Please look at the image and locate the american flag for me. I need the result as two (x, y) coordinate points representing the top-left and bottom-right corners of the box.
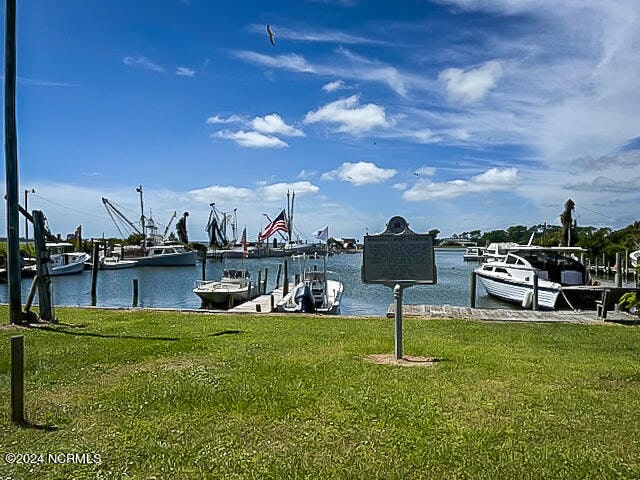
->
(259, 210), (287, 241)
(241, 227), (248, 258)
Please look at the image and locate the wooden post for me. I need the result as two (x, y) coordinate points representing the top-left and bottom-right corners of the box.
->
(132, 279), (139, 307)
(32, 210), (53, 321)
(263, 268), (268, 294)
(11, 335), (24, 424)
(615, 252), (622, 288)
(5, 0), (22, 323)
(283, 260), (289, 296)
(257, 270), (262, 295)
(469, 271), (476, 308)
(275, 263), (282, 289)
(201, 251), (206, 281)
(532, 273), (539, 311)
(90, 242), (99, 305)
(270, 294), (274, 311)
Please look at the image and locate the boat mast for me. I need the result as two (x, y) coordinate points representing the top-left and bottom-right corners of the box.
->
(136, 185), (146, 253)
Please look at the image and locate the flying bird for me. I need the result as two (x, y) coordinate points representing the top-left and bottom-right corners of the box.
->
(413, 172), (419, 176)
(267, 24), (275, 46)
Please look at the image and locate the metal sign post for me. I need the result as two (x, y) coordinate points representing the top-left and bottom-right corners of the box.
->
(362, 216), (437, 360)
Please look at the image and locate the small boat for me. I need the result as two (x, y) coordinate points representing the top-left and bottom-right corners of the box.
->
(474, 245), (602, 310)
(136, 243), (197, 267)
(193, 268), (258, 308)
(462, 246), (484, 262)
(630, 250), (639, 268)
(276, 255), (344, 314)
(99, 256), (139, 270)
(46, 242), (90, 276)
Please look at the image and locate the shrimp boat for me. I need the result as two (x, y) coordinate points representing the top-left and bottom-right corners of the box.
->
(193, 268), (258, 308)
(276, 254), (344, 314)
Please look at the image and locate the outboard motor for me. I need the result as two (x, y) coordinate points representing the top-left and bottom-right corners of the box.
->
(294, 285), (316, 313)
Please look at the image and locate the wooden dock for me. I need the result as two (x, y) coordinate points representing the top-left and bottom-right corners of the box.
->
(228, 287), (284, 314)
(386, 304), (639, 324)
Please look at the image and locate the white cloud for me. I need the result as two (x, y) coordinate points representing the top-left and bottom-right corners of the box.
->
(123, 55), (165, 73)
(304, 95), (391, 135)
(234, 51), (316, 73)
(188, 185), (254, 204)
(214, 130), (288, 148)
(403, 167), (520, 201)
(322, 80), (345, 92)
(392, 183), (408, 190)
(251, 114), (305, 137)
(176, 66), (195, 77)
(322, 161), (397, 185)
(415, 166), (437, 176)
(439, 60), (502, 103)
(206, 115), (244, 124)
(298, 169), (317, 179)
(259, 181), (320, 201)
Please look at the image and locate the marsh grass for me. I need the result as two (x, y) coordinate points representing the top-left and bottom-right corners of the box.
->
(1, 307), (639, 479)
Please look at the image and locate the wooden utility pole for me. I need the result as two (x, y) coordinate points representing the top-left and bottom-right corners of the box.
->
(4, 0), (22, 323)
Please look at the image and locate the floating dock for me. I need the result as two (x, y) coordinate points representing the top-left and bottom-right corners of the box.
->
(228, 287), (284, 314)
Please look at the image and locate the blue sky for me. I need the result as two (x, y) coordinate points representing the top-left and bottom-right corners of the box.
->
(2, 0), (640, 242)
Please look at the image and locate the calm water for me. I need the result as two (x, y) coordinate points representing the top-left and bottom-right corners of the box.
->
(0, 248), (507, 316)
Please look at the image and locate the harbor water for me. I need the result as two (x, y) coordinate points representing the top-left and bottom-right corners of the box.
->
(1, 248), (511, 316)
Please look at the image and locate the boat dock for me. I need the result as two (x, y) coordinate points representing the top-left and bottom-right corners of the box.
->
(228, 287), (284, 314)
(386, 304), (639, 324)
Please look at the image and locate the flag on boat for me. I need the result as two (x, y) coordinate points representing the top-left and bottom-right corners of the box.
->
(241, 227), (248, 258)
(259, 210), (287, 241)
(314, 225), (329, 242)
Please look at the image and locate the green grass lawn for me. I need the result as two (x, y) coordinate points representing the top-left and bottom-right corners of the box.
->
(1, 306), (640, 479)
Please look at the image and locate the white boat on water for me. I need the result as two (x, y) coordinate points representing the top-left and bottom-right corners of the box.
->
(193, 268), (258, 308)
(99, 255), (139, 270)
(46, 242), (90, 276)
(136, 243), (197, 267)
(276, 255), (344, 314)
(474, 245), (602, 310)
(462, 246), (484, 262)
(630, 249), (639, 268)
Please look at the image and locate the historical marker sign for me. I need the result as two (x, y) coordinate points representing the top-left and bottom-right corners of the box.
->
(362, 216), (437, 286)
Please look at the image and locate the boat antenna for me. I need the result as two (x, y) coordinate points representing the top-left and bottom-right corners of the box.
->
(136, 185), (146, 253)
(527, 232), (535, 246)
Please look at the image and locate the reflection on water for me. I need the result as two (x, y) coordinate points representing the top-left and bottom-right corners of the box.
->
(0, 249), (507, 316)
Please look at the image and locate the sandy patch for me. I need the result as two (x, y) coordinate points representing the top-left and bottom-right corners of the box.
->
(364, 354), (441, 367)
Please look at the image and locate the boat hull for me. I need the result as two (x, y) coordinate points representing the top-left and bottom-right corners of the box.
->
(475, 271), (560, 309)
(137, 251), (197, 267)
(193, 282), (258, 307)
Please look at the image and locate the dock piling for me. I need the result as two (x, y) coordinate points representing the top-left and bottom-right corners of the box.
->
(283, 260), (289, 296)
(132, 279), (139, 307)
(469, 271), (476, 308)
(615, 252), (622, 288)
(90, 242), (99, 306)
(532, 273), (539, 311)
(11, 335), (24, 425)
(275, 264), (282, 289)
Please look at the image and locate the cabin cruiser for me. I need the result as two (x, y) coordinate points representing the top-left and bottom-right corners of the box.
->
(46, 242), (90, 276)
(193, 268), (258, 308)
(462, 246), (484, 262)
(474, 246), (602, 310)
(136, 243), (197, 267)
(276, 255), (344, 314)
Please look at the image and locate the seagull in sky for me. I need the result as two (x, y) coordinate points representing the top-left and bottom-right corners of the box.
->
(267, 24), (275, 46)
(413, 172), (419, 176)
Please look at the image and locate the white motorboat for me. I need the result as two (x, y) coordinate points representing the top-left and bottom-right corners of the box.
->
(480, 242), (520, 263)
(99, 255), (139, 270)
(474, 246), (601, 310)
(630, 249), (639, 268)
(276, 255), (344, 314)
(462, 246), (484, 262)
(46, 242), (90, 276)
(193, 268), (258, 308)
(136, 243), (197, 267)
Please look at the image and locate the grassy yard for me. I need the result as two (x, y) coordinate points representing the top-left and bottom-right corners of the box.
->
(1, 306), (640, 479)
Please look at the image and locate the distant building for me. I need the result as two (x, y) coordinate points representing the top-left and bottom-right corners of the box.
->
(438, 237), (477, 247)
